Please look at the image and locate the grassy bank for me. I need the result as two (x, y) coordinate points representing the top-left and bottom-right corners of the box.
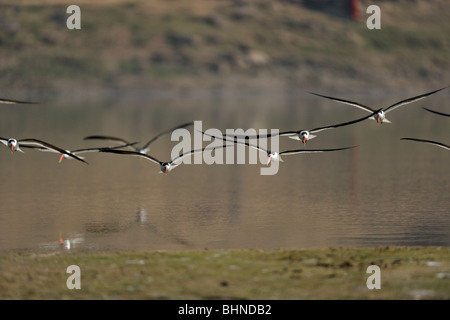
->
(0, 246), (448, 299)
(1, 0), (449, 97)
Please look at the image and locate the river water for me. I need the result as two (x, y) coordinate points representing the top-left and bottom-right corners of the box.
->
(0, 88), (448, 253)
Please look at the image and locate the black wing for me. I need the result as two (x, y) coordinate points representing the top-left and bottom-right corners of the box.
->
(222, 131), (286, 139)
(201, 131), (271, 154)
(18, 138), (88, 164)
(280, 145), (358, 156)
(99, 148), (162, 165)
(384, 87), (448, 114)
(0, 97), (39, 104)
(141, 122), (195, 149)
(423, 107), (450, 118)
(83, 135), (135, 146)
(308, 92), (376, 113)
(71, 142), (139, 154)
(0, 137), (10, 146)
(205, 129), (294, 140)
(310, 113), (374, 133)
(401, 138), (450, 151)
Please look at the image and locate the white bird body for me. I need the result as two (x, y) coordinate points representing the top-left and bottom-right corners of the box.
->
(2, 138), (24, 153)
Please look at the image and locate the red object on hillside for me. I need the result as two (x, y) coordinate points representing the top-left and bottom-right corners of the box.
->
(350, 0), (360, 21)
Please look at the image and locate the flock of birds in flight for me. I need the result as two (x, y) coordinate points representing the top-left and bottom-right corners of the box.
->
(0, 86), (448, 174)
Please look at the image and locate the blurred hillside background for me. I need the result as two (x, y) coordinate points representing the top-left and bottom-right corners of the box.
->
(0, 0), (448, 99)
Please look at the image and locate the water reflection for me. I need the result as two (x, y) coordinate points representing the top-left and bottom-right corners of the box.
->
(38, 232), (85, 251)
(0, 89), (448, 253)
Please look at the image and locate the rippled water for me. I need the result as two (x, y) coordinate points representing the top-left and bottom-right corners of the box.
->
(0, 89), (448, 253)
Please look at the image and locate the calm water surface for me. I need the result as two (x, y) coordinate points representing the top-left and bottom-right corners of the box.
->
(0, 89), (448, 253)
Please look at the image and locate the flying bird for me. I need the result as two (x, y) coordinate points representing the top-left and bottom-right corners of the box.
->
(309, 87), (447, 124)
(221, 113), (372, 145)
(100, 145), (228, 174)
(84, 121), (194, 154)
(0, 137), (88, 164)
(202, 132), (358, 165)
(423, 107), (450, 118)
(401, 138), (450, 151)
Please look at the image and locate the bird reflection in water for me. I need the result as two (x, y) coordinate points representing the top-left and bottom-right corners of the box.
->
(59, 232), (85, 250)
(136, 206), (148, 224)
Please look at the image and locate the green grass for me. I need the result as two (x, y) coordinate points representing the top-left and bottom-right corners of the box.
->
(0, 0), (448, 91)
(0, 246), (448, 299)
